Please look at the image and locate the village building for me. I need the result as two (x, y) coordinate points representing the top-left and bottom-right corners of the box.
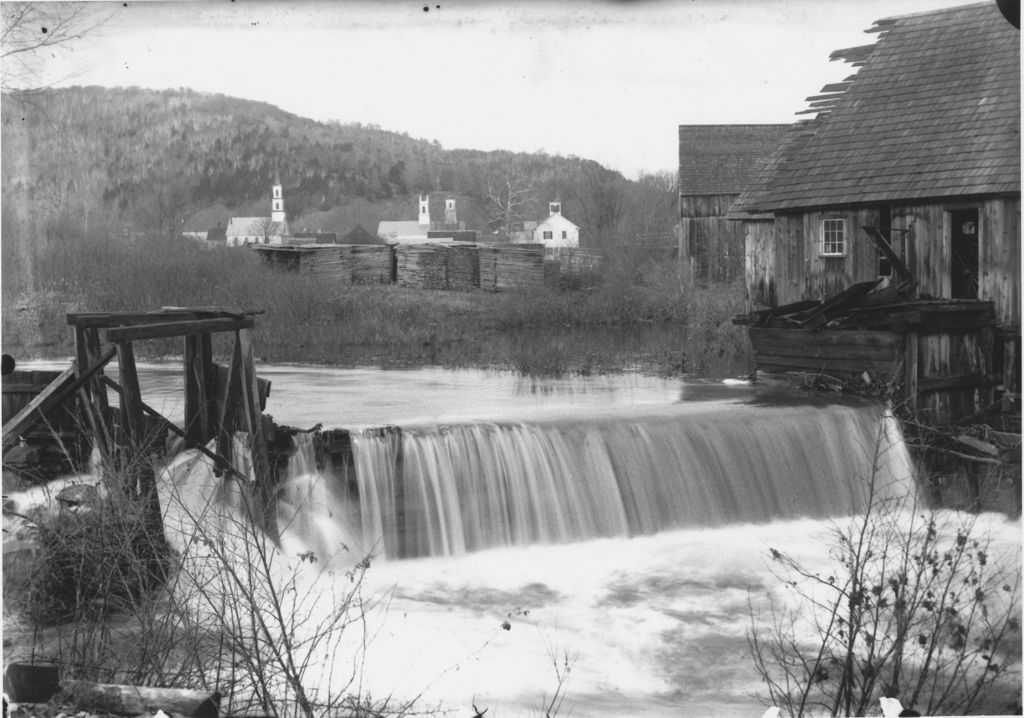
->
(729, 2), (1020, 422)
(676, 124), (788, 282)
(226, 175), (291, 246)
(509, 202), (580, 254)
(377, 193), (478, 244)
(339, 224), (386, 245)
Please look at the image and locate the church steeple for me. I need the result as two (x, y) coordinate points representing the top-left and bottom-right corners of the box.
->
(271, 172), (286, 223)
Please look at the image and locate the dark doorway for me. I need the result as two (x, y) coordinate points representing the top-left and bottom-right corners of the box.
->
(950, 208), (979, 299)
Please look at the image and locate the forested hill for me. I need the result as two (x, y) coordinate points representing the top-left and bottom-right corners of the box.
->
(1, 86), (667, 243)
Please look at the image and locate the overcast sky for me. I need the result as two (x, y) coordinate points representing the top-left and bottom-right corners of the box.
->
(25, 0), (972, 179)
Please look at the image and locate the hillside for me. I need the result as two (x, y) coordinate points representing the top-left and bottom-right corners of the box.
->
(1, 86), (663, 247)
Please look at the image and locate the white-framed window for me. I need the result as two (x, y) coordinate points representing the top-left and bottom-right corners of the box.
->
(821, 218), (846, 256)
(543, 230), (553, 240)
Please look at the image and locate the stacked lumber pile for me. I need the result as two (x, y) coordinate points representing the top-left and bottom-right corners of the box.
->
(297, 246), (352, 281)
(447, 243), (480, 290)
(479, 244), (546, 291)
(556, 248), (603, 277)
(340, 245), (392, 284)
(396, 244), (449, 289)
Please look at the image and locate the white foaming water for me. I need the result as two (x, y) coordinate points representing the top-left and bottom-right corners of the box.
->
(316, 402), (914, 560)
(112, 363), (1014, 716)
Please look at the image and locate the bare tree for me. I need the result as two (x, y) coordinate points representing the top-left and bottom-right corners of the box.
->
(628, 170), (678, 245)
(486, 158), (535, 242)
(251, 216), (283, 245)
(748, 434), (1022, 717)
(1, 3), (115, 95)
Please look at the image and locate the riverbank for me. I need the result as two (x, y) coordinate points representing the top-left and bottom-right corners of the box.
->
(1, 235), (749, 376)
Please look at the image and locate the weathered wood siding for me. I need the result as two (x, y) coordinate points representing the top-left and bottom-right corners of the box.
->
(744, 219), (776, 306)
(680, 217), (744, 283)
(749, 327), (902, 380)
(909, 329), (994, 423)
(749, 197), (1020, 329)
(679, 193), (738, 218)
(763, 208), (882, 306)
(750, 325), (995, 424)
(892, 197), (1020, 328)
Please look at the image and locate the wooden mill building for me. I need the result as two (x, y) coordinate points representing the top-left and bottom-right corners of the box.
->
(730, 2), (1020, 423)
(677, 124), (788, 282)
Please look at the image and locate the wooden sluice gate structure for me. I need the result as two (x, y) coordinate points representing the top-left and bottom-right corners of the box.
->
(735, 279), (1015, 426)
(2, 307), (277, 526)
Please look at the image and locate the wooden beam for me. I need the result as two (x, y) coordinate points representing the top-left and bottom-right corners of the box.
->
(58, 681), (219, 718)
(102, 376), (250, 483)
(68, 308), (259, 329)
(107, 317), (254, 342)
(917, 373), (998, 393)
(861, 226), (913, 283)
(184, 333), (216, 445)
(1, 347), (117, 450)
(115, 341), (145, 445)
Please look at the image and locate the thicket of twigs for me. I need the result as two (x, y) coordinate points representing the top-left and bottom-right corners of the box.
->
(748, 421), (1022, 717)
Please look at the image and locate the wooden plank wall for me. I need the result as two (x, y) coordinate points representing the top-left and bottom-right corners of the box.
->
(679, 193), (738, 218)
(914, 330), (993, 423)
(680, 217), (744, 283)
(749, 327), (902, 380)
(882, 198), (1018, 328)
(979, 197), (1019, 329)
(744, 219), (776, 306)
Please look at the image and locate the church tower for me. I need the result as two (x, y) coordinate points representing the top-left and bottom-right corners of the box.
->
(418, 193), (431, 226)
(271, 173), (286, 223)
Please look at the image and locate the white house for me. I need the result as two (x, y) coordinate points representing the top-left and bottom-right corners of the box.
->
(226, 175), (291, 246)
(514, 202), (579, 251)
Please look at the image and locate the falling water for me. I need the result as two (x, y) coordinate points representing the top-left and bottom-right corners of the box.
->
(279, 400), (915, 561)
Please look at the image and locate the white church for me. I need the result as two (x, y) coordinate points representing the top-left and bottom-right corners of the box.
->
(226, 174), (291, 246)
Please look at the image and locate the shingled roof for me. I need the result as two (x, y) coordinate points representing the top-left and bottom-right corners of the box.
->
(750, 2), (1020, 212)
(678, 125), (790, 196)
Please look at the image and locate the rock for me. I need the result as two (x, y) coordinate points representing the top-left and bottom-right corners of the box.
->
(3, 663), (61, 703)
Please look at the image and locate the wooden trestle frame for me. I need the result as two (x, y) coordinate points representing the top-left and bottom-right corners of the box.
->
(2, 307), (272, 526)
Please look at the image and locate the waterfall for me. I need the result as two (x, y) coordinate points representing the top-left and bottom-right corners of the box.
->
(283, 401), (915, 560)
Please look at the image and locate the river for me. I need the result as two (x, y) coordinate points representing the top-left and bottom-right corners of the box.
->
(18, 361), (1023, 717)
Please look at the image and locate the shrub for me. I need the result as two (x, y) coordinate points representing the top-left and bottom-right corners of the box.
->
(748, 427), (1022, 717)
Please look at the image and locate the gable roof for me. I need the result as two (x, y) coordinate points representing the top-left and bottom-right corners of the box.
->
(377, 220), (428, 242)
(751, 2), (1020, 211)
(340, 224), (386, 245)
(678, 125), (790, 195)
(226, 217), (289, 237)
(536, 213), (579, 232)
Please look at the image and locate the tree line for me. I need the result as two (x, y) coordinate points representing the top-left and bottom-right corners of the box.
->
(1, 86), (678, 286)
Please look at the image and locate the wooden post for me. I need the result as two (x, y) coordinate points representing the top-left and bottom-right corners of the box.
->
(74, 327), (110, 461)
(237, 328), (275, 537)
(115, 341), (145, 446)
(184, 333), (215, 445)
(904, 331), (919, 414)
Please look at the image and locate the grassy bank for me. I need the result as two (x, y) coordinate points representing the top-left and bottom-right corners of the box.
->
(1, 234), (749, 375)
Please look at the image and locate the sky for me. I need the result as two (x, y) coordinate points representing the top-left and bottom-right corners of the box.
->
(18, 0), (975, 179)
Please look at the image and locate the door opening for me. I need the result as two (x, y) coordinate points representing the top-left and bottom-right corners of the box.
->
(950, 208), (979, 299)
